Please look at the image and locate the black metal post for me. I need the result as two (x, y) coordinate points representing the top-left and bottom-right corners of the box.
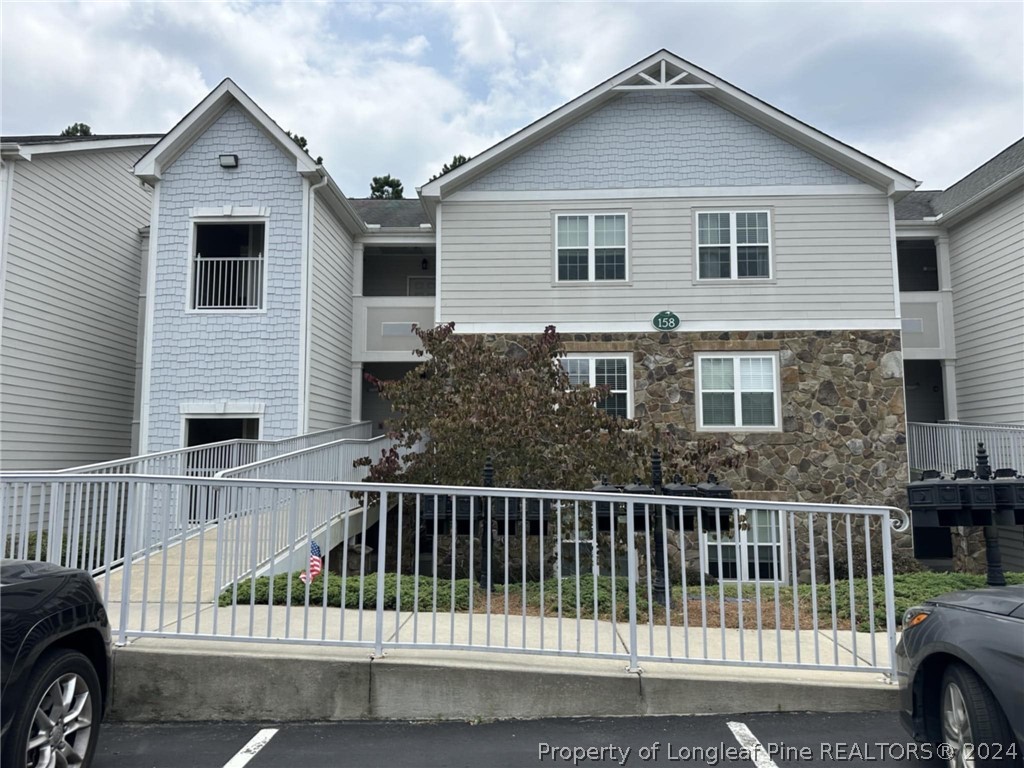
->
(650, 450), (667, 607)
(976, 444), (1006, 587)
(983, 526), (1007, 587)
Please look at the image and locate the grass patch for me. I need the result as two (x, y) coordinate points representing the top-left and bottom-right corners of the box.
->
(219, 570), (1024, 632)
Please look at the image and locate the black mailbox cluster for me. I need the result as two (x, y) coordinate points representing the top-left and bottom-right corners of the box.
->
(906, 442), (1023, 587)
(907, 445), (1024, 528)
(592, 471), (735, 532)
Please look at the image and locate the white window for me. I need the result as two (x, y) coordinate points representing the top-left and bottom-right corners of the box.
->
(696, 353), (780, 430)
(697, 211), (771, 280)
(560, 355), (632, 417)
(556, 213), (627, 282)
(191, 221), (266, 310)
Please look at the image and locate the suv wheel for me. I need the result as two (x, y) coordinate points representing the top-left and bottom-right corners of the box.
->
(4, 649), (102, 768)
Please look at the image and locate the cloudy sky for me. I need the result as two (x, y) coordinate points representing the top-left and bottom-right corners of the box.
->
(2, 1), (1022, 195)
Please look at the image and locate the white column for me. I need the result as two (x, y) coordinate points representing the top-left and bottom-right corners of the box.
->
(942, 360), (958, 421)
(353, 242), (364, 297)
(351, 363), (363, 424)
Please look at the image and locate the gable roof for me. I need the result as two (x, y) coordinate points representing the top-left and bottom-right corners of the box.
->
(895, 138), (1024, 223)
(418, 50), (918, 209)
(348, 199), (430, 228)
(1, 134), (159, 160)
(134, 78), (320, 184)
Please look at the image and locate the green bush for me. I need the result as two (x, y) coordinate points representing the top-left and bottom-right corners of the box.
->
(820, 570), (1024, 631)
(219, 571), (474, 611)
(4, 530), (110, 568)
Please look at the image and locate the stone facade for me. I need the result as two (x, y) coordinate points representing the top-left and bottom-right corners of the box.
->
(496, 329), (909, 511)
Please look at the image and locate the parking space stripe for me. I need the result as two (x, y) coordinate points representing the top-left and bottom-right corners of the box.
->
(727, 721), (779, 768)
(222, 728), (279, 768)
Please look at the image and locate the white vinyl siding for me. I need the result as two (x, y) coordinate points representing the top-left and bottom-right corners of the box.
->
(0, 147), (153, 470)
(561, 354), (632, 418)
(439, 194), (895, 326)
(307, 195), (355, 431)
(696, 353), (780, 431)
(947, 189), (1024, 424)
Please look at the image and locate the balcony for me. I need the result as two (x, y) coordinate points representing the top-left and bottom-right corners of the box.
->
(353, 296), (434, 361)
(907, 420), (1024, 474)
(899, 291), (954, 359)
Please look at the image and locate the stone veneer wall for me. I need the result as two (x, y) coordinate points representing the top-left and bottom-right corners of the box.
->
(491, 329), (909, 511)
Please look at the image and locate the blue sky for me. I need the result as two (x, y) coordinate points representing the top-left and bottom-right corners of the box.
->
(2, 1), (1022, 195)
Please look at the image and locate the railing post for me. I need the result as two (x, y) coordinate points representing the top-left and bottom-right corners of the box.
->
(117, 480), (137, 646)
(47, 481), (66, 565)
(625, 499), (640, 673)
(374, 490), (389, 657)
(881, 510), (898, 681)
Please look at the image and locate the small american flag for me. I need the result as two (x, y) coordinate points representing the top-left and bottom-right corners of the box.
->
(299, 540), (323, 584)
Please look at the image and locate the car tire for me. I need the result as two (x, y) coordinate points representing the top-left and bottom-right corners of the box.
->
(940, 662), (1019, 768)
(2, 648), (102, 768)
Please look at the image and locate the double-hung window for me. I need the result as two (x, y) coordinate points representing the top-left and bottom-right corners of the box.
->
(697, 211), (771, 280)
(556, 213), (627, 282)
(191, 221), (266, 310)
(561, 355), (631, 417)
(696, 353), (779, 430)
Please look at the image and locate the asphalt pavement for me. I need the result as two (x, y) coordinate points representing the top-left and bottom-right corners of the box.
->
(94, 711), (957, 768)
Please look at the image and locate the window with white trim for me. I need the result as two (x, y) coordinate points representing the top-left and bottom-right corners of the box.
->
(560, 355), (631, 417)
(696, 353), (779, 430)
(697, 211), (771, 280)
(191, 221), (266, 310)
(556, 213), (627, 282)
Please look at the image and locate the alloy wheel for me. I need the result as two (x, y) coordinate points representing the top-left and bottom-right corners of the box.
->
(24, 671), (93, 768)
(942, 680), (975, 768)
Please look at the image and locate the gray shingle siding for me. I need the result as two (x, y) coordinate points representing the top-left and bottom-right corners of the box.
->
(146, 104), (304, 451)
(465, 91), (862, 192)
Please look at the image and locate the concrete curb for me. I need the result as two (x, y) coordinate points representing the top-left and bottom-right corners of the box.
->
(110, 640), (899, 722)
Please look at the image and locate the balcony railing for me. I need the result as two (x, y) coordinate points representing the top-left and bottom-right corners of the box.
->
(192, 255), (264, 310)
(907, 421), (1024, 474)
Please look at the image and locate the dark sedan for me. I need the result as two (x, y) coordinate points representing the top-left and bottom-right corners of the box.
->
(1, 560), (113, 768)
(896, 584), (1024, 767)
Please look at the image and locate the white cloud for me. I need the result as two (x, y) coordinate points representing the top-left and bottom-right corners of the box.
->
(1, 0), (1020, 192)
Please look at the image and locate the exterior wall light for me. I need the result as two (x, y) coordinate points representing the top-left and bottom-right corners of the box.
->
(421, 257), (429, 271)
(219, 154), (239, 168)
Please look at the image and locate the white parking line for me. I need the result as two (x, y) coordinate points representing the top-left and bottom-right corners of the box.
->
(222, 728), (279, 768)
(727, 721), (780, 768)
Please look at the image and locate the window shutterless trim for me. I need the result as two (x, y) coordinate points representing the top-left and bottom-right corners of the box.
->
(694, 209), (773, 281)
(560, 353), (633, 418)
(553, 211), (630, 283)
(186, 215), (269, 313)
(694, 352), (781, 432)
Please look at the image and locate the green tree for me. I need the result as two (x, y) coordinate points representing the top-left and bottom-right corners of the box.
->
(369, 174), (404, 199)
(60, 122), (92, 137)
(429, 154), (471, 181)
(285, 130), (322, 165)
(358, 323), (736, 490)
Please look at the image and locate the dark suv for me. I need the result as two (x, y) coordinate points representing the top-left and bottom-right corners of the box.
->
(1, 560), (113, 768)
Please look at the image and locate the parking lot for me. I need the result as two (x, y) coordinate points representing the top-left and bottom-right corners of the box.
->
(95, 711), (956, 767)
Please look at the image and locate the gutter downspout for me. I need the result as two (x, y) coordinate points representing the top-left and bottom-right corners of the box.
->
(297, 168), (329, 435)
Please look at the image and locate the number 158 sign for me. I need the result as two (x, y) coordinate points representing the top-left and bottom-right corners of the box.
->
(652, 310), (680, 331)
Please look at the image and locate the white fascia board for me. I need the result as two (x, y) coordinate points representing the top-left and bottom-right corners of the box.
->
(451, 319), (902, 334)
(419, 49), (918, 200)
(134, 78), (319, 183)
(13, 137), (159, 160)
(356, 230), (436, 246)
(447, 184), (883, 202)
(894, 221), (946, 238)
(320, 174), (368, 235)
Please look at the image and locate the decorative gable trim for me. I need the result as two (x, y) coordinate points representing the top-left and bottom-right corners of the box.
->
(134, 78), (320, 184)
(418, 50), (918, 205)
